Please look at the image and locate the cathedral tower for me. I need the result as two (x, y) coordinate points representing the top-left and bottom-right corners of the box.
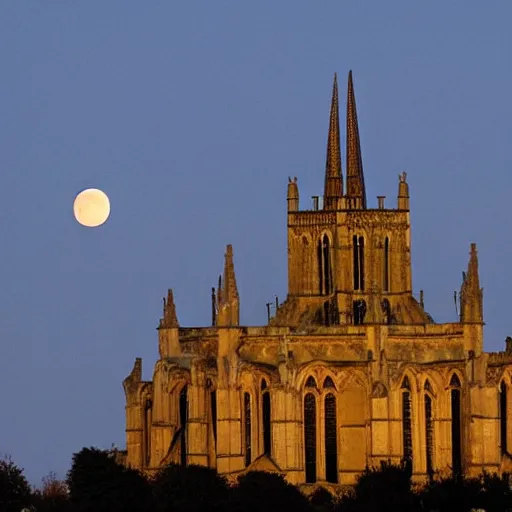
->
(280, 72), (429, 327)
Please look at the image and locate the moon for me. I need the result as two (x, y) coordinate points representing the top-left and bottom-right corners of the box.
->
(73, 188), (111, 227)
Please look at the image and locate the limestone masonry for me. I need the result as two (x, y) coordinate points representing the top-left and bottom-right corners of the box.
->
(122, 71), (512, 487)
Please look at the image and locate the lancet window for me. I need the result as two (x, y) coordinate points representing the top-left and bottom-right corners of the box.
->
(244, 392), (252, 467)
(179, 386), (188, 467)
(500, 380), (508, 454)
(210, 390), (217, 450)
(143, 397), (152, 467)
(353, 235), (365, 291)
(323, 377), (338, 483)
(449, 373), (462, 475)
(383, 237), (390, 291)
(261, 379), (271, 456)
(318, 234), (332, 295)
(401, 376), (413, 469)
(424, 379), (434, 477)
(303, 375), (338, 484)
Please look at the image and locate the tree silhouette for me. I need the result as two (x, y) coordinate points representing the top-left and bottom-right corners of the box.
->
(0, 455), (32, 512)
(152, 463), (230, 512)
(230, 471), (312, 512)
(67, 447), (151, 512)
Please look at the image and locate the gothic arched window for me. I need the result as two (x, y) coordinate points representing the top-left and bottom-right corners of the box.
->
(261, 379), (271, 455)
(318, 235), (332, 295)
(317, 239), (323, 296)
(383, 237), (390, 292)
(323, 376), (335, 389)
(306, 376), (317, 389)
(353, 236), (365, 291)
(324, 393), (337, 483)
(304, 393), (317, 483)
(210, 389), (217, 451)
(244, 392), (252, 467)
(500, 380), (508, 454)
(424, 380), (434, 477)
(401, 377), (413, 469)
(449, 373), (462, 475)
(144, 398), (152, 467)
(179, 386), (188, 467)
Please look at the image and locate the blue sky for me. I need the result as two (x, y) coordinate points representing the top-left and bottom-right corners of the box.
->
(0, 1), (511, 484)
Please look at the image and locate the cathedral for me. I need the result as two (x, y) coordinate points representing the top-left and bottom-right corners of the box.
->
(122, 71), (512, 487)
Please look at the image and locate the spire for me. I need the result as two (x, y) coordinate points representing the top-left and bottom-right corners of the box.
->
(217, 244), (240, 326)
(159, 289), (179, 328)
(346, 70), (367, 209)
(323, 73), (343, 210)
(460, 243), (483, 324)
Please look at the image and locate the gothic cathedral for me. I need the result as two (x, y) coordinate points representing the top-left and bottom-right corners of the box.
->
(122, 72), (512, 486)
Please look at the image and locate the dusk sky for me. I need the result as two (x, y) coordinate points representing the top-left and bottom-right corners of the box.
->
(1, 1), (511, 484)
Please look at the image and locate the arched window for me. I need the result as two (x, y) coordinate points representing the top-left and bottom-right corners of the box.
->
(210, 390), (217, 450)
(401, 377), (413, 469)
(144, 398), (152, 467)
(317, 239), (323, 295)
(325, 393), (338, 483)
(244, 392), (252, 467)
(500, 381), (508, 455)
(306, 376), (317, 389)
(353, 299), (367, 325)
(323, 235), (332, 295)
(383, 237), (390, 292)
(449, 374), (462, 475)
(304, 393), (317, 483)
(261, 380), (271, 456)
(318, 235), (332, 295)
(323, 376), (335, 389)
(179, 386), (188, 467)
(424, 380), (434, 477)
(353, 236), (365, 290)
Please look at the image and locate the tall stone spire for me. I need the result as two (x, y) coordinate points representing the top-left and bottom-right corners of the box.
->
(346, 70), (367, 209)
(460, 243), (483, 324)
(217, 244), (240, 326)
(323, 73), (343, 210)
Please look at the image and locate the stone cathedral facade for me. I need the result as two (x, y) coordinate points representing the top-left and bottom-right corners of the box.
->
(122, 72), (512, 486)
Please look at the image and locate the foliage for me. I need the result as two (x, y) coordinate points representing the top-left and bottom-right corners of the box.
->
(31, 471), (71, 512)
(0, 455), (33, 512)
(152, 463), (230, 512)
(230, 471), (312, 512)
(67, 447), (152, 512)
(309, 486), (336, 511)
(419, 471), (512, 512)
(336, 460), (419, 512)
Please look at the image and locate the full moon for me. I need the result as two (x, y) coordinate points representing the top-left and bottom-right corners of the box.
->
(73, 188), (111, 227)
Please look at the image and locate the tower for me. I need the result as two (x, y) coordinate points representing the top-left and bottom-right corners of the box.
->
(280, 72), (430, 327)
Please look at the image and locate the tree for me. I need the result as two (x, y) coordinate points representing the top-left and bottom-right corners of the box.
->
(31, 471), (71, 512)
(152, 464), (230, 512)
(309, 486), (336, 511)
(230, 471), (312, 512)
(0, 455), (33, 512)
(67, 447), (151, 512)
(336, 460), (418, 512)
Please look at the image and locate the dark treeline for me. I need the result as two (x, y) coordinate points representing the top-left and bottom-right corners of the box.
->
(2, 451), (512, 512)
